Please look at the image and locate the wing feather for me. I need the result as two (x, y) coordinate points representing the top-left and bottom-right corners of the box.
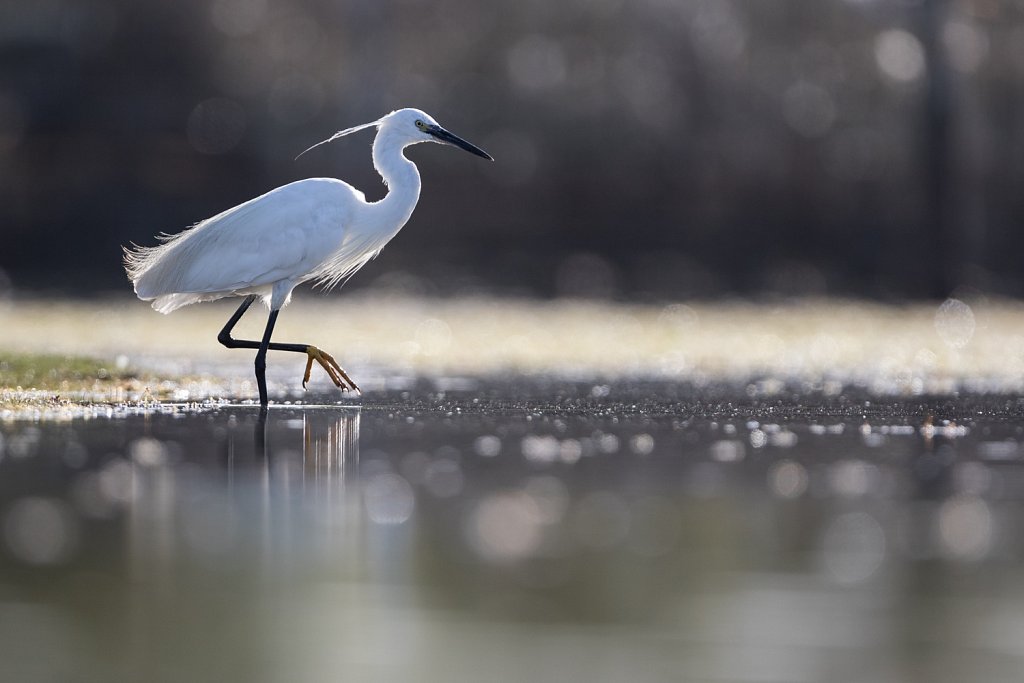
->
(126, 179), (360, 308)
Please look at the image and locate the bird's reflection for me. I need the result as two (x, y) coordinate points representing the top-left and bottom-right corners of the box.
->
(128, 406), (362, 582)
(253, 406), (361, 486)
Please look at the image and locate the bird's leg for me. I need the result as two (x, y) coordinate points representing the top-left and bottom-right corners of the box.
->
(254, 309), (280, 408)
(216, 296), (360, 397)
(217, 295), (259, 348)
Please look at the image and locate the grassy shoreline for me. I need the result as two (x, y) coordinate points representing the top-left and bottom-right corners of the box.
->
(0, 352), (145, 412)
(0, 352), (137, 390)
(4, 296), (1024, 405)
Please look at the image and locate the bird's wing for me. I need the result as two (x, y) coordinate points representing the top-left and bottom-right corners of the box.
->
(129, 179), (361, 299)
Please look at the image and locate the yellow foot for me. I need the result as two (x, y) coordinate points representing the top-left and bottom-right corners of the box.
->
(302, 346), (360, 393)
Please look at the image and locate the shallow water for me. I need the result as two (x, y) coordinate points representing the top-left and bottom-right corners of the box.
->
(2, 380), (1024, 682)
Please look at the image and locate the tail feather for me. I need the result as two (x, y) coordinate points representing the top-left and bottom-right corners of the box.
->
(151, 292), (211, 314)
(123, 223), (204, 302)
(124, 240), (202, 312)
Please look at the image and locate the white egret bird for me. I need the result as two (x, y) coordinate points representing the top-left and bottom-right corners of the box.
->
(124, 108), (492, 408)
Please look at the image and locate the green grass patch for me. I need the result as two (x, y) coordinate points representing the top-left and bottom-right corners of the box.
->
(0, 353), (134, 390)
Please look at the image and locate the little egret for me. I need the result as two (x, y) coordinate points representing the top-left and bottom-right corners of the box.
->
(124, 108), (492, 408)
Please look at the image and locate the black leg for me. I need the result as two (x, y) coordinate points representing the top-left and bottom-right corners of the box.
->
(216, 296), (360, 402)
(254, 309), (279, 407)
(218, 295), (257, 347)
(218, 295), (306, 354)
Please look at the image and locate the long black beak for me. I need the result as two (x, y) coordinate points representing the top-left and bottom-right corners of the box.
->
(427, 124), (493, 160)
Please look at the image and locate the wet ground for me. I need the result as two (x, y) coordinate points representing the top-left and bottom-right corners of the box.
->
(3, 379), (1024, 682)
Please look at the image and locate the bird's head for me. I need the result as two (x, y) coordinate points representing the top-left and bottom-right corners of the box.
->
(381, 108), (493, 160)
(297, 108), (493, 161)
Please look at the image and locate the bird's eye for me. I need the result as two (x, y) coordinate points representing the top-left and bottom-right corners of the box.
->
(415, 119), (425, 129)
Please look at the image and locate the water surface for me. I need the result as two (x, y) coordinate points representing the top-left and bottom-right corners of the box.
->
(2, 380), (1023, 682)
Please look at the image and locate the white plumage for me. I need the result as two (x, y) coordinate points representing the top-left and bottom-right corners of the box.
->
(126, 177), (375, 313)
(127, 108), (489, 312)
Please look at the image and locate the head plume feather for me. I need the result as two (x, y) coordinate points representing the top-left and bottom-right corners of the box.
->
(294, 118), (385, 160)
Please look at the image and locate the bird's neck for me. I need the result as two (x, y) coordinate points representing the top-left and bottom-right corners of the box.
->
(370, 132), (421, 236)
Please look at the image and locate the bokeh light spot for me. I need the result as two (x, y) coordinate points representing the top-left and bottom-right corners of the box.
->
(942, 19), (988, 74)
(423, 459), (464, 498)
(821, 511), (886, 584)
(523, 476), (569, 525)
(689, 1), (747, 63)
(507, 34), (567, 91)
(187, 98), (247, 155)
(710, 439), (745, 462)
(630, 433), (655, 455)
(522, 435), (560, 463)
(3, 497), (78, 566)
(875, 29), (926, 83)
(473, 435), (501, 458)
(468, 491), (543, 562)
(210, 0), (268, 36)
(938, 496), (993, 561)
(129, 437), (167, 467)
(934, 298), (975, 349)
(829, 459), (876, 498)
(769, 460), (808, 499)
(363, 473), (415, 525)
(99, 459), (134, 504)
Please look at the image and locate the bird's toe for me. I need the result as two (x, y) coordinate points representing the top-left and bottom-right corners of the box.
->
(303, 346), (359, 393)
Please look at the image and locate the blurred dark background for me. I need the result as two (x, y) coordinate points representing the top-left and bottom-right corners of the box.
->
(1, 0), (1022, 301)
